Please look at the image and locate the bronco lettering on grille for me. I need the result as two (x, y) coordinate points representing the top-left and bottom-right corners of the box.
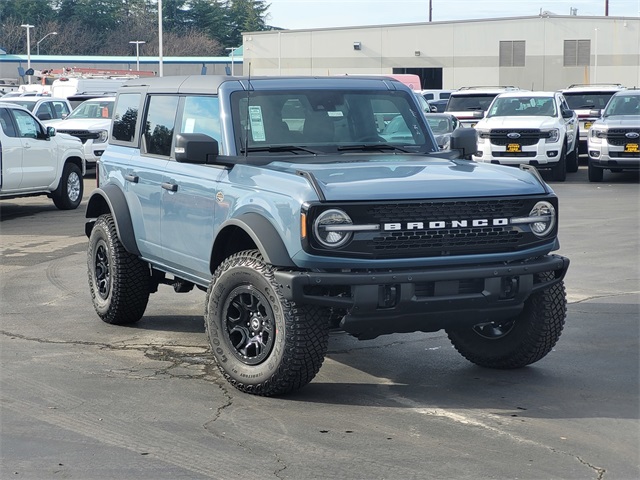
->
(384, 218), (509, 230)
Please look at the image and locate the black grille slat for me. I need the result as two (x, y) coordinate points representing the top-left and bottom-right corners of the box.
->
(489, 129), (542, 146)
(57, 130), (100, 144)
(606, 128), (640, 146)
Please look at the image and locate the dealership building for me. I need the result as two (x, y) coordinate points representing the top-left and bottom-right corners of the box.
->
(242, 14), (640, 91)
(1, 14), (638, 92)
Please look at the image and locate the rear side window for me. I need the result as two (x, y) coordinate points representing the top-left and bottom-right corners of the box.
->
(0, 108), (17, 137)
(143, 95), (179, 157)
(112, 93), (140, 143)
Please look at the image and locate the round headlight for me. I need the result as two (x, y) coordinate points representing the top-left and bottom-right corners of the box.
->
(529, 201), (556, 237)
(96, 130), (108, 143)
(313, 209), (353, 248)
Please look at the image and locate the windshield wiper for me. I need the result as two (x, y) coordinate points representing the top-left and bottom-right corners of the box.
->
(241, 145), (321, 155)
(337, 143), (410, 153)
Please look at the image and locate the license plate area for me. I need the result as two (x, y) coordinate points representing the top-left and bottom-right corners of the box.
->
(625, 143), (639, 153)
(507, 143), (522, 153)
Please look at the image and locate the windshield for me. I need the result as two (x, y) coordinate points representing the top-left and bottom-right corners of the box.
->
(68, 100), (114, 119)
(230, 89), (437, 154)
(603, 95), (640, 116)
(487, 96), (556, 117)
(446, 94), (498, 112)
(563, 91), (618, 110)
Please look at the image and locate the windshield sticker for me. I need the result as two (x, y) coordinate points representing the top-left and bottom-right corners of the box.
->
(248, 106), (266, 142)
(327, 111), (343, 117)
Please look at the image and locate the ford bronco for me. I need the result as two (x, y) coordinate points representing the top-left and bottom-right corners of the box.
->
(85, 75), (569, 396)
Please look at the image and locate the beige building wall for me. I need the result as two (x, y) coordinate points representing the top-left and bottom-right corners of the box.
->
(243, 15), (640, 91)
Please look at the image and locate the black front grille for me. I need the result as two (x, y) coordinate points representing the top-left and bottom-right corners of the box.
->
(606, 129), (640, 146)
(610, 152), (640, 158)
(489, 129), (543, 146)
(492, 152), (537, 158)
(57, 130), (100, 144)
(305, 196), (557, 259)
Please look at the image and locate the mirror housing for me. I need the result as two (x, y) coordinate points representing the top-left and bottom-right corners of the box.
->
(175, 133), (219, 164)
(589, 109), (602, 118)
(450, 127), (477, 159)
(46, 126), (56, 137)
(561, 109), (574, 119)
(472, 110), (484, 119)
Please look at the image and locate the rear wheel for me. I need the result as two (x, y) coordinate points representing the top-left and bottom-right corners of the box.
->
(205, 250), (330, 396)
(446, 272), (567, 369)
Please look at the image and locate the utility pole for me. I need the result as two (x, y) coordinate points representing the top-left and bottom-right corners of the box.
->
(429, 0), (433, 22)
(605, 0), (609, 16)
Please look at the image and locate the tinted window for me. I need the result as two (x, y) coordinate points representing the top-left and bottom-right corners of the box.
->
(112, 93), (140, 142)
(143, 95), (179, 157)
(0, 108), (17, 137)
(179, 96), (220, 142)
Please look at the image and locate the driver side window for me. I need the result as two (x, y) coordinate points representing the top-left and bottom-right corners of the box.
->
(12, 109), (41, 139)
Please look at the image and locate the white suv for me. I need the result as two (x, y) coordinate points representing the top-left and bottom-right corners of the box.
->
(561, 83), (626, 155)
(49, 97), (114, 166)
(473, 91), (579, 181)
(445, 86), (522, 128)
(587, 89), (640, 182)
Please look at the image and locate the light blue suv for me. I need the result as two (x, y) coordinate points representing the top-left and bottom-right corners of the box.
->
(86, 75), (570, 396)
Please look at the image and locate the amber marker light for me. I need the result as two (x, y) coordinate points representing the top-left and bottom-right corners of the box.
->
(301, 212), (307, 239)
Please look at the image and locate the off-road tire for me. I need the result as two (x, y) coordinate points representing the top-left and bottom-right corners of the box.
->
(552, 145), (567, 182)
(588, 161), (604, 182)
(52, 162), (83, 210)
(205, 250), (330, 396)
(87, 214), (151, 325)
(446, 272), (567, 369)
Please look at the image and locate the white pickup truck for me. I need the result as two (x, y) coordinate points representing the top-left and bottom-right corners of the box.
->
(473, 91), (579, 181)
(0, 103), (85, 209)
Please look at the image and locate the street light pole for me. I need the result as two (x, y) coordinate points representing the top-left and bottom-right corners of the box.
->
(158, 0), (164, 77)
(21, 24), (34, 84)
(37, 31), (57, 56)
(225, 47), (237, 76)
(129, 41), (146, 71)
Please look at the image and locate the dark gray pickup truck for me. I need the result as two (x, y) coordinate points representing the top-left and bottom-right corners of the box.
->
(86, 75), (569, 396)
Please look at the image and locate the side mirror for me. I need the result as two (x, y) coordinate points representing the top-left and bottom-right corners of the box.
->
(561, 109), (574, 119)
(589, 109), (602, 117)
(46, 126), (56, 137)
(450, 127), (477, 159)
(472, 110), (484, 119)
(174, 133), (219, 164)
(38, 112), (52, 121)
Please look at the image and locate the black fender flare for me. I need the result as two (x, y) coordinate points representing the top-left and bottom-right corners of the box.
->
(85, 184), (140, 256)
(214, 213), (295, 269)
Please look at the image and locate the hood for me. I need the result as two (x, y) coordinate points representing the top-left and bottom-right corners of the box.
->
(49, 118), (110, 131)
(266, 154), (548, 201)
(477, 116), (559, 129)
(595, 116), (640, 128)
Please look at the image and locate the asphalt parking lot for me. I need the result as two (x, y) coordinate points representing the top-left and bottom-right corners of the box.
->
(1, 165), (638, 479)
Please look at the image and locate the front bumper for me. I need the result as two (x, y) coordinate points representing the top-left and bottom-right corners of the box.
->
(473, 140), (562, 167)
(275, 254), (569, 339)
(588, 142), (640, 168)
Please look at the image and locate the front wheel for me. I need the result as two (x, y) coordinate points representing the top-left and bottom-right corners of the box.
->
(588, 161), (604, 182)
(52, 162), (83, 210)
(566, 134), (579, 173)
(205, 250), (330, 396)
(446, 272), (567, 369)
(551, 145), (567, 182)
(87, 214), (151, 324)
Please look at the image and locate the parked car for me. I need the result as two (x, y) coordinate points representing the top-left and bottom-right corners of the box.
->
(587, 89), (640, 182)
(420, 89), (454, 102)
(424, 113), (462, 150)
(85, 75), (569, 396)
(0, 103), (85, 209)
(473, 91), (579, 181)
(561, 83), (626, 154)
(445, 86), (523, 128)
(0, 96), (72, 124)
(426, 99), (448, 112)
(49, 96), (114, 166)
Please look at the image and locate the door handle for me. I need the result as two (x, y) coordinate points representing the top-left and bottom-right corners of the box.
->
(161, 182), (178, 192)
(124, 174), (139, 183)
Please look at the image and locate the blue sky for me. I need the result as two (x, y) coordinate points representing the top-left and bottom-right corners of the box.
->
(265, 0), (640, 29)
